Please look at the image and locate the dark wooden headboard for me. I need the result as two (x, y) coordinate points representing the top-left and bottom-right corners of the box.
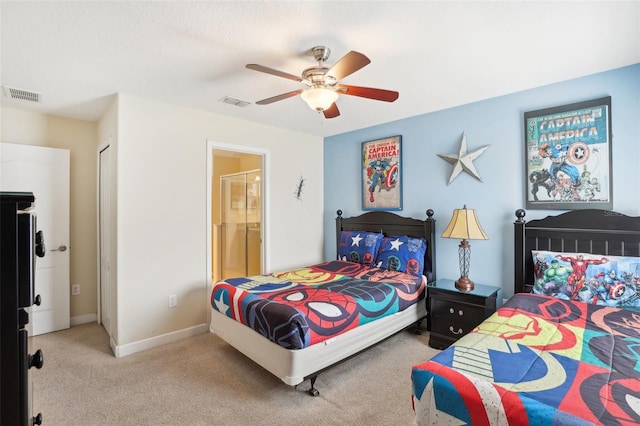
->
(514, 208), (640, 294)
(335, 209), (436, 283)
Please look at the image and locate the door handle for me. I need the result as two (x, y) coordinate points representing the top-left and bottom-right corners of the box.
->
(51, 245), (68, 252)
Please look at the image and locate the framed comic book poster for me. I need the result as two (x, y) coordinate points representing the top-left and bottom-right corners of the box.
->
(524, 96), (612, 210)
(362, 135), (402, 211)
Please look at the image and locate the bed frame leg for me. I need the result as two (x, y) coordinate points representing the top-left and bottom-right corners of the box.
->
(308, 376), (319, 397)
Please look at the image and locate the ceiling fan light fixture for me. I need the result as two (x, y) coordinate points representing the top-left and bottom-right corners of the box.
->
(301, 87), (338, 112)
(247, 47), (394, 119)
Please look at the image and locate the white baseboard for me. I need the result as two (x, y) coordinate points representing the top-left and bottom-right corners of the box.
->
(113, 323), (209, 358)
(71, 313), (97, 326)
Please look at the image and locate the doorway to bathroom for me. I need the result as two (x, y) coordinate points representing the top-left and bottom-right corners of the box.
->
(208, 144), (265, 284)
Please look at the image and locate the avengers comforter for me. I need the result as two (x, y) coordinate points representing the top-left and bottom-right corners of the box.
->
(210, 260), (425, 350)
(412, 293), (640, 425)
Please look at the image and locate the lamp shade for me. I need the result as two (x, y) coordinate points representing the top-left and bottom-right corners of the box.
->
(441, 205), (488, 240)
(300, 87), (339, 111)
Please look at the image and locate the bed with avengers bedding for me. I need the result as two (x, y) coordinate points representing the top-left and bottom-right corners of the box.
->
(211, 260), (426, 350)
(210, 209), (436, 395)
(412, 208), (640, 425)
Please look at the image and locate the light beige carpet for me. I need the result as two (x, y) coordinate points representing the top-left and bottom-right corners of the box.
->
(32, 322), (440, 425)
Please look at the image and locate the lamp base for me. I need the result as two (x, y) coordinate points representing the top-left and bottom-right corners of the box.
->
(455, 276), (475, 291)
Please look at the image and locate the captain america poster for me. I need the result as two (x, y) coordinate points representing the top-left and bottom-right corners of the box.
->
(524, 97), (612, 210)
(362, 135), (402, 211)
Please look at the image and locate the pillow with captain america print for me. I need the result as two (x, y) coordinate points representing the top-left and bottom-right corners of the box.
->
(375, 235), (427, 277)
(337, 231), (384, 266)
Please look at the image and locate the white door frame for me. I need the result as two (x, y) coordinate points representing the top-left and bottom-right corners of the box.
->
(97, 141), (114, 347)
(206, 141), (268, 315)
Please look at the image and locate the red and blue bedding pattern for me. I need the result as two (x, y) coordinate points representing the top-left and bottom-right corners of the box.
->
(210, 260), (425, 350)
(412, 293), (640, 425)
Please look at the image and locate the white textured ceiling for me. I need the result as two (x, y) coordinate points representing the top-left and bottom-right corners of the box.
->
(1, 1), (639, 137)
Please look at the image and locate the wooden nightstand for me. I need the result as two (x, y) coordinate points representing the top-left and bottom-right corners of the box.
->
(427, 278), (500, 349)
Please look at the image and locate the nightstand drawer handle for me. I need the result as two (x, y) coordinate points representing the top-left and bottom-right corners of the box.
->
(449, 307), (464, 316)
(449, 326), (464, 335)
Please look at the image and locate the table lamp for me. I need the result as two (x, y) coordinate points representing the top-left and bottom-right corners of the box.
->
(441, 205), (488, 291)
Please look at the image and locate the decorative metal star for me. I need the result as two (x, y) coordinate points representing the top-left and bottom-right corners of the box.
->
(437, 132), (490, 185)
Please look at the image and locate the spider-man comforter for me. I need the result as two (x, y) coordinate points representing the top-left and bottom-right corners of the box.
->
(210, 260), (425, 350)
(412, 293), (640, 425)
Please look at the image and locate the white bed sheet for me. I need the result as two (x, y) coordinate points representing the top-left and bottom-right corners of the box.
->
(209, 298), (427, 386)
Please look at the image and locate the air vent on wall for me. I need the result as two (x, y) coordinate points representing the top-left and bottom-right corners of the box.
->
(219, 96), (250, 107)
(3, 86), (42, 103)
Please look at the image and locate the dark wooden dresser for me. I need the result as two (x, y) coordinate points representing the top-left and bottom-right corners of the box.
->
(427, 278), (500, 350)
(1, 192), (45, 425)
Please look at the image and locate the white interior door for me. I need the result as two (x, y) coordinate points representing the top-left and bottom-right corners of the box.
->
(99, 146), (112, 338)
(1, 142), (70, 335)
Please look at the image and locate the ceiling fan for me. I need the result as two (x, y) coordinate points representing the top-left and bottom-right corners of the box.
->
(246, 46), (399, 119)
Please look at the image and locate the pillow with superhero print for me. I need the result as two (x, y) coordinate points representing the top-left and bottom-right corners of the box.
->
(531, 250), (640, 310)
(337, 231), (383, 266)
(375, 235), (427, 277)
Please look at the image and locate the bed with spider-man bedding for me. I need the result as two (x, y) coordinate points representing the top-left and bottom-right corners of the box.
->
(412, 208), (640, 425)
(209, 209), (437, 395)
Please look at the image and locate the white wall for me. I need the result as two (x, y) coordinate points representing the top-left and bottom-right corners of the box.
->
(97, 98), (119, 351)
(114, 94), (324, 348)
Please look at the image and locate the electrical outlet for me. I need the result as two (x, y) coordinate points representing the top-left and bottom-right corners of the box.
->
(71, 284), (80, 295)
(168, 294), (177, 308)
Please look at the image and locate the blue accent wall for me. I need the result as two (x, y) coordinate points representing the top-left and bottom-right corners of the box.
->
(324, 64), (640, 297)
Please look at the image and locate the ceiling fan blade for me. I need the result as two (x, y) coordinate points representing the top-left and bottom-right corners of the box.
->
(323, 103), (340, 119)
(326, 51), (370, 81)
(338, 84), (399, 102)
(246, 64), (302, 82)
(255, 89), (304, 105)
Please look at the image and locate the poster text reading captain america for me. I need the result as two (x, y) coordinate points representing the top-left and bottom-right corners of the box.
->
(536, 107), (606, 145)
(367, 141), (398, 160)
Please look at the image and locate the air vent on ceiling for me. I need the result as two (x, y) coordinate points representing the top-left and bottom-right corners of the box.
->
(3, 86), (42, 103)
(219, 96), (250, 107)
